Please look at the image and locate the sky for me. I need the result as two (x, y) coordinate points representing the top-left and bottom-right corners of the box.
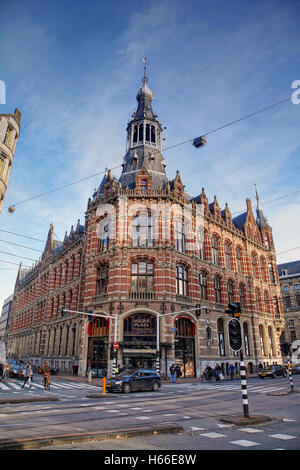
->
(0, 0), (299, 307)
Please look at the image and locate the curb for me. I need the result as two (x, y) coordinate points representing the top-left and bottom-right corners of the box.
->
(86, 393), (120, 399)
(0, 396), (59, 404)
(0, 424), (184, 450)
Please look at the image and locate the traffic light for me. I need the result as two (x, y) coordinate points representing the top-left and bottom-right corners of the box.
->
(87, 310), (93, 323)
(195, 304), (202, 317)
(192, 136), (207, 148)
(225, 302), (241, 317)
(228, 317), (243, 352)
(61, 305), (66, 318)
(110, 344), (117, 360)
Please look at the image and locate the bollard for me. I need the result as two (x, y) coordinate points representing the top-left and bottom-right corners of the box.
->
(87, 370), (92, 383)
(288, 356), (294, 393)
(102, 377), (106, 395)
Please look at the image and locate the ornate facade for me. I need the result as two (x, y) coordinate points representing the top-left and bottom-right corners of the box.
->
(7, 72), (284, 377)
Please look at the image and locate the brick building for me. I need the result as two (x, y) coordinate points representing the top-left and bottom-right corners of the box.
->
(7, 71), (284, 377)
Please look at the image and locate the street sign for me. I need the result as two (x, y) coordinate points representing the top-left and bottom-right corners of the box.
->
(113, 342), (119, 350)
(171, 328), (177, 332)
(228, 318), (243, 352)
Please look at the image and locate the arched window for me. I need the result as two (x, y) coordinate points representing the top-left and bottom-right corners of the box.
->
(175, 220), (186, 253)
(176, 265), (188, 296)
(214, 276), (222, 303)
(224, 243), (231, 270)
(227, 280), (234, 304)
(252, 253), (258, 278)
(217, 318), (225, 356)
(236, 247), (242, 274)
(98, 218), (110, 251)
(96, 264), (109, 296)
(133, 125), (138, 144)
(259, 325), (265, 355)
(138, 123), (144, 142)
(260, 257), (267, 282)
(200, 271), (207, 300)
(131, 261), (153, 292)
(198, 229), (206, 260)
(212, 236), (219, 265)
(133, 212), (153, 247)
(268, 263), (275, 283)
(151, 125), (156, 144)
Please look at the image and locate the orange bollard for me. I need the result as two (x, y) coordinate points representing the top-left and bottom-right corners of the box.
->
(102, 377), (106, 395)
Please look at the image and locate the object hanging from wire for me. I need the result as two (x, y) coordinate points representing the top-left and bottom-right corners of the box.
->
(192, 135), (207, 148)
(8, 205), (15, 213)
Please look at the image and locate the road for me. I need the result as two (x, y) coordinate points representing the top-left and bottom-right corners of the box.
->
(0, 374), (299, 451)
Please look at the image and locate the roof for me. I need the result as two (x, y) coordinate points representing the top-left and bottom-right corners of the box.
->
(277, 260), (300, 277)
(232, 211), (247, 231)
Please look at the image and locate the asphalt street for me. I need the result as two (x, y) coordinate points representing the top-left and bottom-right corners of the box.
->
(0, 374), (299, 451)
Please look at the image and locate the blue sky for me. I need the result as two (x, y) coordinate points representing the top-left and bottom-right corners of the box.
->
(0, 0), (300, 306)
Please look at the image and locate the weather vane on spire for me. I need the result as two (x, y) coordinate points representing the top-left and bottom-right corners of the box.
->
(142, 57), (148, 81)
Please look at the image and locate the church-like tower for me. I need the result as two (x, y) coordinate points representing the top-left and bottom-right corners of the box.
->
(119, 65), (168, 191)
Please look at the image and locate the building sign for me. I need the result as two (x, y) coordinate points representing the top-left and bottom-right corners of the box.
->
(124, 313), (156, 336)
(133, 318), (151, 329)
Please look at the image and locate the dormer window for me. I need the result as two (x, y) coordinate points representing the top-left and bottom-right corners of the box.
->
(282, 269), (288, 276)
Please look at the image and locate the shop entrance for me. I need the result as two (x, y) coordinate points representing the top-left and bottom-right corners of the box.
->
(174, 317), (196, 378)
(122, 313), (157, 370)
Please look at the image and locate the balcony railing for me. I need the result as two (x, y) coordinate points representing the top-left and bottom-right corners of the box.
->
(129, 292), (155, 301)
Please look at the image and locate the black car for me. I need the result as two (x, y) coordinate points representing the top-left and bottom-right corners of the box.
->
(106, 368), (161, 393)
(258, 365), (286, 379)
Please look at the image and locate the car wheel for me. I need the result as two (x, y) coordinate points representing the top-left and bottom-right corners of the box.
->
(123, 383), (131, 394)
(152, 381), (160, 392)
(260, 376), (264, 379)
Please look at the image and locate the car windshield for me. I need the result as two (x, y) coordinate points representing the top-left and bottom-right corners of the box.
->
(117, 369), (138, 378)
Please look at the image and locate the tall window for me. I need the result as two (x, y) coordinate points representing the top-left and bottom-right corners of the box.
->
(3, 125), (13, 145)
(273, 296), (280, 315)
(239, 283), (246, 308)
(0, 155), (5, 175)
(96, 264), (109, 296)
(98, 219), (110, 251)
(268, 326), (274, 357)
(175, 220), (186, 253)
(227, 280), (234, 304)
(211, 237), (219, 265)
(252, 253), (258, 278)
(259, 325), (265, 355)
(268, 263), (275, 283)
(260, 257), (267, 282)
(200, 271), (207, 300)
(236, 247), (242, 274)
(217, 318), (225, 356)
(133, 213), (153, 247)
(224, 243), (231, 270)
(255, 288), (261, 311)
(198, 229), (206, 260)
(214, 276), (222, 303)
(176, 265), (188, 296)
(131, 261), (153, 292)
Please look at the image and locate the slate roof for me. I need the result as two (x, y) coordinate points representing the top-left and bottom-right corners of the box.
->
(277, 260), (300, 277)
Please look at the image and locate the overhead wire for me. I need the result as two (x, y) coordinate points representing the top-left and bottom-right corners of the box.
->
(3, 96), (292, 210)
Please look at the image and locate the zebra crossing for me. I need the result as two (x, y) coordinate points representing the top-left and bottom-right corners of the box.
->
(183, 381), (287, 395)
(0, 379), (100, 394)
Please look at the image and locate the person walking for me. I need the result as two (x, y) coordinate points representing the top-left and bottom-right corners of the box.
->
(1, 364), (7, 382)
(169, 364), (175, 383)
(204, 364), (213, 382)
(229, 363), (235, 380)
(42, 361), (51, 390)
(175, 364), (182, 383)
(21, 362), (32, 389)
(214, 363), (221, 382)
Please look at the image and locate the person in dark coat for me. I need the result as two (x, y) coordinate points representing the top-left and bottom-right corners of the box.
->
(169, 364), (175, 383)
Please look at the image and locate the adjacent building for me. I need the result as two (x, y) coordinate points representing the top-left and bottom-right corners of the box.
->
(7, 71), (285, 377)
(0, 109), (21, 213)
(277, 260), (300, 361)
(0, 294), (13, 344)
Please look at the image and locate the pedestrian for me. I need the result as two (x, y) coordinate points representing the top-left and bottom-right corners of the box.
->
(2, 364), (7, 382)
(21, 362), (32, 389)
(0, 363), (3, 382)
(169, 364), (175, 383)
(42, 361), (51, 390)
(229, 363), (235, 380)
(204, 364), (213, 381)
(214, 363), (221, 382)
(175, 364), (182, 383)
